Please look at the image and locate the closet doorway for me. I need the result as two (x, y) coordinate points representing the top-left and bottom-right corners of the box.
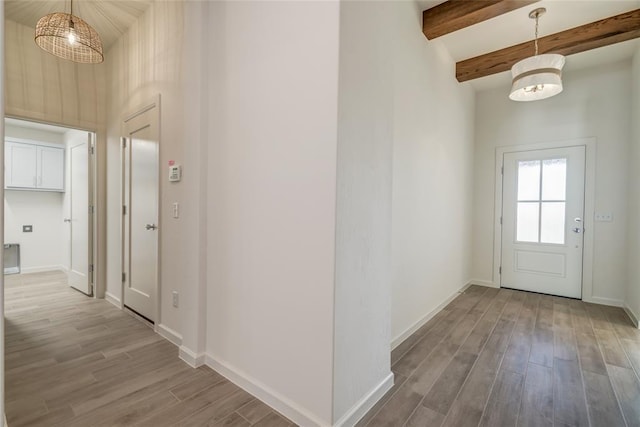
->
(4, 117), (96, 296)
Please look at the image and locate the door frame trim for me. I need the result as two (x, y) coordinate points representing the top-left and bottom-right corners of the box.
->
(120, 95), (161, 326)
(493, 138), (596, 301)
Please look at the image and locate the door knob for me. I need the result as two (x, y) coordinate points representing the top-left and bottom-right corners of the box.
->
(572, 227), (583, 233)
(145, 224), (158, 230)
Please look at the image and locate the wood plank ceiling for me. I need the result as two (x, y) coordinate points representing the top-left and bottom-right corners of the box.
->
(422, 0), (640, 83)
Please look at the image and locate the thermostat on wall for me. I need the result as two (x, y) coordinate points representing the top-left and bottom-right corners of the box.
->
(169, 165), (182, 182)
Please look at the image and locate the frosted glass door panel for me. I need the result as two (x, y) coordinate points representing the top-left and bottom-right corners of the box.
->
(542, 159), (567, 200)
(517, 160), (540, 201)
(541, 202), (566, 244)
(517, 203), (539, 243)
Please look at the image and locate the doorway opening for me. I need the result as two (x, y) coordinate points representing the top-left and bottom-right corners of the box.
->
(4, 117), (97, 296)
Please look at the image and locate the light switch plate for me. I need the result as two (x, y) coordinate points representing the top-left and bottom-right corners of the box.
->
(595, 213), (613, 222)
(172, 291), (179, 308)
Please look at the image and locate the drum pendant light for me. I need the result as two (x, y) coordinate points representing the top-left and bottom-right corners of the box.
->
(509, 8), (564, 102)
(35, 0), (104, 64)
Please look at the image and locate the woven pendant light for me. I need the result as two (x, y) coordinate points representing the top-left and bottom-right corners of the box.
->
(35, 0), (104, 64)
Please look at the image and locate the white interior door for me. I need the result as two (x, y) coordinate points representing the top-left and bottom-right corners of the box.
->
(122, 103), (159, 322)
(501, 146), (586, 298)
(67, 134), (92, 295)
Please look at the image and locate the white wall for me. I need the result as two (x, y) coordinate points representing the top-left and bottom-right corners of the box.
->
(333, 1), (394, 423)
(4, 123), (64, 144)
(390, 1), (475, 346)
(105, 1), (185, 336)
(473, 60), (632, 305)
(4, 191), (64, 272)
(627, 48), (640, 326)
(203, 2), (339, 425)
(4, 124), (65, 273)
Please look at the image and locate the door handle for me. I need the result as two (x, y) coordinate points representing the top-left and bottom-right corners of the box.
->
(64, 218), (71, 223)
(572, 227), (583, 234)
(145, 223), (158, 230)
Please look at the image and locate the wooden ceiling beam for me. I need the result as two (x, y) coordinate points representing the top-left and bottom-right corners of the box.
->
(423, 0), (541, 40)
(456, 9), (640, 82)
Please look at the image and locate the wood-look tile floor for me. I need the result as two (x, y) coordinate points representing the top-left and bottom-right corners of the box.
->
(358, 285), (640, 427)
(4, 271), (295, 427)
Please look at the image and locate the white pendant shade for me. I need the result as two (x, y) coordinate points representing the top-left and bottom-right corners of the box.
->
(509, 54), (565, 102)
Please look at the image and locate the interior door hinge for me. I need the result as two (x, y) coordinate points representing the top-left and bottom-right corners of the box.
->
(123, 205), (127, 215)
(501, 166), (504, 175)
(122, 272), (126, 282)
(89, 264), (94, 284)
(499, 266), (502, 275)
(89, 205), (95, 215)
(121, 137), (127, 148)
(500, 216), (503, 225)
(90, 144), (95, 155)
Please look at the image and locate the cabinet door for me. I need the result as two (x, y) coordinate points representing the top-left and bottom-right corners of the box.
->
(6, 141), (37, 188)
(38, 146), (65, 190)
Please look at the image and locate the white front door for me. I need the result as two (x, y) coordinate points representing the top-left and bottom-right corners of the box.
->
(501, 146), (586, 298)
(67, 133), (93, 296)
(122, 103), (159, 322)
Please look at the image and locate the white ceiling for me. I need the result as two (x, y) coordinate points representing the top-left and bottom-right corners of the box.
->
(419, 0), (640, 91)
(4, 0), (152, 49)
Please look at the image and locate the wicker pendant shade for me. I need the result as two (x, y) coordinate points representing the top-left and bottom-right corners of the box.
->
(35, 1), (104, 64)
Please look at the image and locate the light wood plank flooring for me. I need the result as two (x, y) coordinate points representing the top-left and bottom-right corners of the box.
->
(358, 285), (640, 427)
(7, 273), (640, 426)
(4, 271), (294, 427)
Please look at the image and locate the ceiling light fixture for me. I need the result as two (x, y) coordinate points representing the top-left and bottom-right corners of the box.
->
(509, 8), (564, 102)
(34, 0), (104, 64)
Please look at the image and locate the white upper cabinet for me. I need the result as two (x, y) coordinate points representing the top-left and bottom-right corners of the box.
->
(5, 140), (65, 192)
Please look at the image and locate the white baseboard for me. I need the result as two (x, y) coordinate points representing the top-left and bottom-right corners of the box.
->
(179, 346), (206, 368)
(391, 281), (472, 350)
(104, 292), (121, 309)
(468, 278), (499, 288)
(334, 373), (394, 427)
(156, 323), (183, 347)
(20, 265), (65, 274)
(206, 354), (328, 426)
(624, 304), (640, 329)
(583, 296), (624, 307)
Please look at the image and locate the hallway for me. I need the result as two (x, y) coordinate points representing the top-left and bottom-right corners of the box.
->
(4, 271), (293, 426)
(359, 286), (640, 427)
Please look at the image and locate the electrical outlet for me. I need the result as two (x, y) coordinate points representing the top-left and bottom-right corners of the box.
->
(172, 291), (179, 308)
(23, 225), (33, 232)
